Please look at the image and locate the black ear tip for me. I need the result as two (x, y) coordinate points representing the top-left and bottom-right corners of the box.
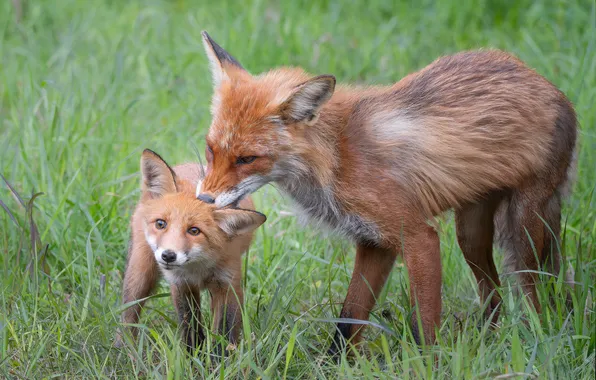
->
(140, 149), (173, 174)
(312, 75), (336, 91)
(141, 149), (164, 163)
(231, 208), (267, 222)
(201, 31), (217, 48)
(323, 75), (336, 88)
(252, 210), (267, 222)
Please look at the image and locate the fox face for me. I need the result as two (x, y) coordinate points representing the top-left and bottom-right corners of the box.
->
(197, 32), (336, 207)
(201, 121), (280, 209)
(140, 150), (266, 284)
(142, 194), (221, 269)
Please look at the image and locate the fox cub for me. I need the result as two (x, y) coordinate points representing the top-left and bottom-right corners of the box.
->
(115, 149), (266, 351)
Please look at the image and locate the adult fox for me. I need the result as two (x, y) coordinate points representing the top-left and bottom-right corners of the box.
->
(196, 32), (577, 353)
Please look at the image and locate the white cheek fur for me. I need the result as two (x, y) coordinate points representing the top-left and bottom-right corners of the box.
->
(144, 227), (187, 266)
(144, 229), (158, 251)
(214, 174), (269, 207)
(142, 224), (229, 287)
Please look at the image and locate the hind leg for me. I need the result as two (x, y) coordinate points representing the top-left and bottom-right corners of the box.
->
(538, 191), (575, 308)
(540, 193), (564, 277)
(502, 189), (549, 313)
(455, 196), (501, 323)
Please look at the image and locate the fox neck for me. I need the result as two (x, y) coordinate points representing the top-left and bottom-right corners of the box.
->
(278, 96), (350, 190)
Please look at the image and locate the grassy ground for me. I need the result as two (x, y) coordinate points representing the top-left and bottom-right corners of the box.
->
(1, 0), (594, 378)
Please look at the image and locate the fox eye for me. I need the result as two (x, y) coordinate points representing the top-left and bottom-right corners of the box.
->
(236, 156), (257, 165)
(155, 219), (167, 229)
(187, 227), (201, 236)
(206, 145), (213, 163)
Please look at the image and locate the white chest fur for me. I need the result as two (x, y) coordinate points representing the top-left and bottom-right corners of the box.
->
(279, 178), (382, 244)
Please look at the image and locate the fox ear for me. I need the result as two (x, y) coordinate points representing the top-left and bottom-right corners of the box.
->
(201, 31), (246, 87)
(213, 208), (266, 237)
(140, 149), (178, 199)
(279, 75), (336, 125)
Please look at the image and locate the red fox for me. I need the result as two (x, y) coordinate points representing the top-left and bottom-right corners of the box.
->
(196, 32), (577, 353)
(115, 149), (266, 351)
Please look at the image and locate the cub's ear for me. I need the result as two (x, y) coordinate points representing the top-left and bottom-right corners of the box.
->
(140, 149), (177, 199)
(279, 75), (336, 125)
(201, 31), (247, 87)
(213, 208), (266, 237)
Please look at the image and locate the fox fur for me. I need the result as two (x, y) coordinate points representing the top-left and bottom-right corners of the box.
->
(115, 149), (266, 352)
(197, 31), (578, 352)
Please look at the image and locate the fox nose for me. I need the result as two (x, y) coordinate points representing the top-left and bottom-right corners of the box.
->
(197, 193), (215, 204)
(161, 250), (177, 263)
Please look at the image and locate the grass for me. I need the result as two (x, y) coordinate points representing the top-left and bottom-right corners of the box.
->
(0, 0), (594, 378)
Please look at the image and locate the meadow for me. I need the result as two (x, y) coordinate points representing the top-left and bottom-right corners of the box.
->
(1, 0), (594, 378)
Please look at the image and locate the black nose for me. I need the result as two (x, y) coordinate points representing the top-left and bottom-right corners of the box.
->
(197, 193), (215, 204)
(161, 250), (177, 263)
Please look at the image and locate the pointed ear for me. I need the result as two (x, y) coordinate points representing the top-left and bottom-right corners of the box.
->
(279, 75), (336, 124)
(140, 149), (177, 199)
(213, 208), (266, 237)
(201, 31), (246, 87)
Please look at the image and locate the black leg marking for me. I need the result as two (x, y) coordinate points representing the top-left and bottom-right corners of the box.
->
(327, 309), (353, 359)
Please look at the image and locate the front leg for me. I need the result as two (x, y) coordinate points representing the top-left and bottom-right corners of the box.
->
(115, 239), (159, 348)
(209, 277), (244, 351)
(402, 224), (442, 345)
(328, 241), (397, 356)
(171, 283), (205, 352)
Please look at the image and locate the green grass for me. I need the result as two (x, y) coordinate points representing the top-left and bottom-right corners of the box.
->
(1, 0), (594, 378)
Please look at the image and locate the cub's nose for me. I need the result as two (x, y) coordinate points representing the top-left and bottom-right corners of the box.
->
(197, 193), (215, 204)
(161, 250), (177, 263)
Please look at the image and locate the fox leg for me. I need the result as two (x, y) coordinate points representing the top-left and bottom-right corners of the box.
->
(455, 197), (502, 323)
(328, 242), (397, 356)
(402, 224), (442, 346)
(501, 188), (548, 313)
(171, 283), (205, 352)
(539, 190), (574, 307)
(209, 277), (244, 352)
(115, 239), (159, 347)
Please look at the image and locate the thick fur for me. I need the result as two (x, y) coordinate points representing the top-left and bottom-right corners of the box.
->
(197, 32), (578, 350)
(115, 150), (265, 351)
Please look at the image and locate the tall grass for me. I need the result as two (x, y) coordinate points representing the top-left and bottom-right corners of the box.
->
(1, 0), (594, 378)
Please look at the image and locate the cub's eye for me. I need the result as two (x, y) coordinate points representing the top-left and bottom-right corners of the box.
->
(236, 156), (257, 165)
(187, 227), (201, 236)
(155, 219), (167, 230)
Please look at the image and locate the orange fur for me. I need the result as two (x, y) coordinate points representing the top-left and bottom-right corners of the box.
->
(197, 32), (577, 352)
(115, 150), (265, 352)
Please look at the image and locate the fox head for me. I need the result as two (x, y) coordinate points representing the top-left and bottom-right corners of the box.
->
(139, 149), (266, 273)
(197, 31), (337, 207)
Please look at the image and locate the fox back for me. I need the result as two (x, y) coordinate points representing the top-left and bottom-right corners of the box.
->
(199, 48), (576, 224)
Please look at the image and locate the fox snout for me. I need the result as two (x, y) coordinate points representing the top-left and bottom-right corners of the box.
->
(154, 246), (189, 267)
(199, 175), (269, 208)
(197, 191), (241, 208)
(197, 193), (215, 204)
(161, 250), (177, 263)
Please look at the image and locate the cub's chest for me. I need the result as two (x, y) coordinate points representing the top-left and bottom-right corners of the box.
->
(160, 261), (231, 288)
